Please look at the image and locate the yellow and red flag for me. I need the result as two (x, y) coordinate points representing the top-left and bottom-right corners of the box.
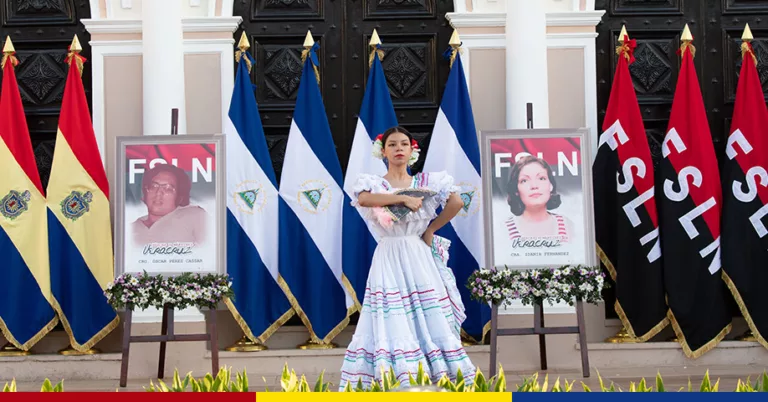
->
(46, 36), (118, 351)
(0, 36), (58, 350)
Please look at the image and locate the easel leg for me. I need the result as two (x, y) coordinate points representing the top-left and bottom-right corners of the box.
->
(119, 310), (133, 388)
(534, 303), (547, 371)
(209, 309), (219, 374)
(489, 304), (498, 378)
(158, 305), (169, 379)
(576, 300), (590, 377)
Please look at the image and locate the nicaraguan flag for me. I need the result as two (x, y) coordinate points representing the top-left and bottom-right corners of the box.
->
(278, 40), (352, 343)
(342, 46), (397, 306)
(422, 52), (491, 341)
(0, 42), (59, 350)
(224, 45), (294, 342)
(46, 40), (118, 351)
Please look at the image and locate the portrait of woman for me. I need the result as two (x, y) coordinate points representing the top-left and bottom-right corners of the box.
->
(504, 155), (576, 244)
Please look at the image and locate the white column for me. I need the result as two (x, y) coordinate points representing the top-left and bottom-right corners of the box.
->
(142, 0), (187, 135)
(505, 0), (550, 129)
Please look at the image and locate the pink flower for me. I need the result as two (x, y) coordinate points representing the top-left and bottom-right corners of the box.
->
(372, 207), (393, 228)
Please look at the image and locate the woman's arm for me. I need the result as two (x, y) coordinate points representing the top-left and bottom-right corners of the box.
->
(422, 192), (463, 244)
(357, 191), (423, 210)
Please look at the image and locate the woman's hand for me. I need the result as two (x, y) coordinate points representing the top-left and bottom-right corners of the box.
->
(402, 196), (423, 211)
(422, 229), (434, 247)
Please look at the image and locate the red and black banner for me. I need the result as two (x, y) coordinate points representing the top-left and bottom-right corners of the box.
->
(657, 40), (731, 357)
(593, 35), (668, 340)
(721, 40), (768, 349)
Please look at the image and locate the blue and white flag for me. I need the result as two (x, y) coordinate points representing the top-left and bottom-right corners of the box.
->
(278, 41), (352, 343)
(224, 47), (294, 342)
(423, 52), (491, 341)
(342, 47), (398, 306)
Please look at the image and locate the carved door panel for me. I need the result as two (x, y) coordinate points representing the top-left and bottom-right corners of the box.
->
(0, 0), (92, 189)
(344, 0), (455, 173)
(595, 0), (768, 321)
(237, 0), (454, 178)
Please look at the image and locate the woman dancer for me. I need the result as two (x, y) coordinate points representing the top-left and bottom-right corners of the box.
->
(339, 126), (476, 390)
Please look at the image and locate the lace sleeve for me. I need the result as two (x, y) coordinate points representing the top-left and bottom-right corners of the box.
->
(427, 171), (461, 208)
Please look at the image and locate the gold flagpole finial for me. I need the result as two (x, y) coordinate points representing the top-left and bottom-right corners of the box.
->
(448, 29), (462, 68)
(741, 23), (757, 65)
(368, 29), (385, 67)
(235, 31), (253, 73)
(66, 35), (85, 76)
(238, 31), (250, 51)
(303, 31), (315, 48)
(1, 36), (16, 69)
(70, 34), (82, 53)
(618, 25), (629, 44)
(3, 36), (14, 54)
(742, 23), (754, 42)
(301, 30), (320, 84)
(681, 24), (693, 42)
(370, 29), (382, 47)
(449, 29), (461, 48)
(679, 24), (695, 58)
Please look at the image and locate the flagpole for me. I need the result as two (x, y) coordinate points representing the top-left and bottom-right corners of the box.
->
(55, 35), (108, 357)
(0, 36), (32, 358)
(294, 30), (338, 351)
(224, 32), (270, 353)
(733, 23), (758, 344)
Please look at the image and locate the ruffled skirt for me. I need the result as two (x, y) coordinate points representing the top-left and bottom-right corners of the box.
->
(339, 235), (476, 390)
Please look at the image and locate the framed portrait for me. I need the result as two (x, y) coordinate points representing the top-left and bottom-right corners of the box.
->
(114, 135), (226, 277)
(480, 128), (596, 270)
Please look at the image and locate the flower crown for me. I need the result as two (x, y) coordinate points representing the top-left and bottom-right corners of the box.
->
(371, 134), (420, 166)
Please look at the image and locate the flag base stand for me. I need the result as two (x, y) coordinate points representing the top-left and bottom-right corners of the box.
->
(225, 335), (268, 352)
(0, 342), (29, 356)
(604, 327), (640, 343)
(58, 345), (100, 356)
(297, 338), (337, 350)
(119, 305), (219, 388)
(736, 330), (757, 342)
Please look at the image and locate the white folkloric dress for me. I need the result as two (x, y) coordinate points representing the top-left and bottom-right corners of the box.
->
(339, 171), (476, 390)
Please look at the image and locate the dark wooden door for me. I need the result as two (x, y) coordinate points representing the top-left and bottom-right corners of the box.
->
(595, 0), (768, 321)
(235, 0), (454, 179)
(0, 0), (92, 190)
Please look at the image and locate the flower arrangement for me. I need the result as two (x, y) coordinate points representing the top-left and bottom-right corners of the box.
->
(105, 271), (233, 311)
(467, 265), (606, 307)
(371, 133), (420, 166)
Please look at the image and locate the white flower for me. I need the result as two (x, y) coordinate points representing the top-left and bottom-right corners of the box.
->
(107, 282), (114, 290)
(563, 268), (572, 275)
(553, 269), (562, 277)
(129, 277), (139, 285)
(531, 270), (540, 279)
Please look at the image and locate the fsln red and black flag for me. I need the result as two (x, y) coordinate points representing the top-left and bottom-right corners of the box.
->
(721, 24), (768, 349)
(657, 25), (731, 357)
(593, 28), (668, 340)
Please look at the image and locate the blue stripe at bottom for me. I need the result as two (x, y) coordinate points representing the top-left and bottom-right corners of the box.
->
(227, 210), (292, 337)
(0, 226), (56, 346)
(47, 209), (116, 346)
(278, 198), (348, 340)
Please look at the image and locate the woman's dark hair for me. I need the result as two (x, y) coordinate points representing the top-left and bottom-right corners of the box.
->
(505, 155), (561, 216)
(142, 163), (192, 207)
(381, 126), (414, 147)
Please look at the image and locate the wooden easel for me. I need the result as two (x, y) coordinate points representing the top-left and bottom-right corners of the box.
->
(119, 306), (220, 387)
(118, 109), (220, 387)
(487, 103), (590, 378)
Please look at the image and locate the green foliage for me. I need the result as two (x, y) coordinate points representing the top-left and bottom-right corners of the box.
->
(5, 364), (768, 392)
(2, 378), (62, 392)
